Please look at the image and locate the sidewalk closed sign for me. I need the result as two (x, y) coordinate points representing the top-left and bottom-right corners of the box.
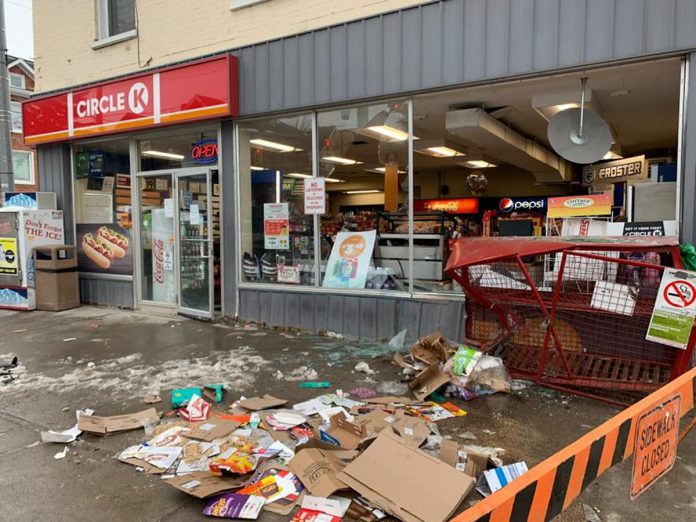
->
(631, 395), (680, 499)
(646, 269), (696, 349)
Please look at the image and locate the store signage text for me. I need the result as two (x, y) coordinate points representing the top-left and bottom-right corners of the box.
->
(582, 155), (648, 186)
(23, 55), (239, 144)
(153, 238), (165, 284)
(498, 197), (546, 213)
(191, 139), (219, 164)
(547, 193), (612, 217)
(414, 198), (479, 214)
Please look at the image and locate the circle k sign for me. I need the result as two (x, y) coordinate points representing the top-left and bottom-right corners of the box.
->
(128, 82), (149, 114)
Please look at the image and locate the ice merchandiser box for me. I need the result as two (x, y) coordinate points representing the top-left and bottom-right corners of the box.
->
(0, 208), (65, 310)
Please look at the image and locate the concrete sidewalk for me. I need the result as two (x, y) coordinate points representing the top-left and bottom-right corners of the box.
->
(0, 307), (694, 521)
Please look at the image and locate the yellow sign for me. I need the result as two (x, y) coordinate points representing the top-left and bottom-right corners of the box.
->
(0, 237), (19, 275)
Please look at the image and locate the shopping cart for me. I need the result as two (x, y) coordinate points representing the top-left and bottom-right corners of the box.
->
(445, 236), (694, 405)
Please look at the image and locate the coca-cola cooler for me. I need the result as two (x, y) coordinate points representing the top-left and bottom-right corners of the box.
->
(151, 208), (175, 303)
(0, 208), (65, 310)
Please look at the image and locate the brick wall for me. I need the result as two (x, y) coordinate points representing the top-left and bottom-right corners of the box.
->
(33, 0), (429, 92)
(9, 63), (38, 192)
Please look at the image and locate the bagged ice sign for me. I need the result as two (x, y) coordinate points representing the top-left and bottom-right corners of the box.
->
(5, 193), (38, 209)
(0, 288), (28, 307)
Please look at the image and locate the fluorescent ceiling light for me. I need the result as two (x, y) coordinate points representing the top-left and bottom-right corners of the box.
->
(415, 139), (466, 158)
(285, 173), (312, 179)
(602, 144), (623, 160)
(250, 166), (265, 171)
(324, 177), (344, 183)
(459, 159), (498, 169)
(321, 156), (363, 165)
(366, 167), (406, 174)
(345, 189), (381, 194)
(531, 89), (600, 122)
(365, 125), (410, 142)
(141, 150), (185, 160)
(250, 138), (301, 153)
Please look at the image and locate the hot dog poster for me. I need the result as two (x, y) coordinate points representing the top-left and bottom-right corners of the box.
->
(76, 223), (133, 275)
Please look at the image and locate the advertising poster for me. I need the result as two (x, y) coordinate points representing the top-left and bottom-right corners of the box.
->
(263, 203), (290, 250)
(322, 230), (376, 289)
(304, 178), (326, 214)
(77, 223), (133, 275)
(151, 209), (175, 303)
(646, 268), (696, 349)
(547, 194), (613, 217)
(0, 237), (18, 275)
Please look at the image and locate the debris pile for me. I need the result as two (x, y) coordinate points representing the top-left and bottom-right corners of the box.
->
(39, 331), (525, 521)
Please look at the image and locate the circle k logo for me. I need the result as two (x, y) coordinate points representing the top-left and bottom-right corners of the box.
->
(128, 82), (149, 114)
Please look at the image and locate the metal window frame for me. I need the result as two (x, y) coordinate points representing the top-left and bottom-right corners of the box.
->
(95, 0), (137, 43)
(10, 150), (35, 185)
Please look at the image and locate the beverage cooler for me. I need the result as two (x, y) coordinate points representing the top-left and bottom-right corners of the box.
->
(0, 208), (65, 310)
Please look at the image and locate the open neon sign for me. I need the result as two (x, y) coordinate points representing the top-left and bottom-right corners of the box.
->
(191, 139), (218, 164)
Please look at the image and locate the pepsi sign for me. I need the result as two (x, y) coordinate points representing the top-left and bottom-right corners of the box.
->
(498, 197), (547, 213)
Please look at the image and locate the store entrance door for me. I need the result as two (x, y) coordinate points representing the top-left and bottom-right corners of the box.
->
(174, 169), (214, 319)
(135, 167), (218, 319)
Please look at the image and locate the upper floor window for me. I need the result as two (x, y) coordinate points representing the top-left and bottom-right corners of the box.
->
(9, 72), (25, 89)
(95, 0), (136, 46)
(10, 102), (22, 134)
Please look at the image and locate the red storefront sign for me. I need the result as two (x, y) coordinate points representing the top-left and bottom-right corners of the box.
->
(413, 198), (479, 214)
(23, 55), (238, 144)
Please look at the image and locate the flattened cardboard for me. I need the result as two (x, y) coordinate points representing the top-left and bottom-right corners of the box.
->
(408, 364), (450, 401)
(438, 440), (459, 467)
(337, 431), (475, 522)
(295, 438), (359, 461)
(365, 396), (418, 405)
(390, 415), (430, 448)
(288, 448), (347, 497)
(77, 408), (159, 435)
(239, 395), (288, 411)
(166, 471), (248, 498)
(186, 417), (241, 441)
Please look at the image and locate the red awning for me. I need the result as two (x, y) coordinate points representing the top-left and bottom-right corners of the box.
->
(445, 235), (680, 272)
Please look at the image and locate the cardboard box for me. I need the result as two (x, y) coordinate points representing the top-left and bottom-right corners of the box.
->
(77, 408), (159, 435)
(408, 364), (450, 401)
(166, 471), (248, 498)
(337, 431), (475, 522)
(239, 395), (288, 411)
(187, 417), (241, 441)
(320, 411), (367, 450)
(288, 448), (348, 497)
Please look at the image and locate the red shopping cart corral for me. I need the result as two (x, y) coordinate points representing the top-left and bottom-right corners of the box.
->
(445, 236), (694, 405)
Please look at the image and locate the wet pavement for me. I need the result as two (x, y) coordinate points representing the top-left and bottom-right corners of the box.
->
(0, 307), (695, 521)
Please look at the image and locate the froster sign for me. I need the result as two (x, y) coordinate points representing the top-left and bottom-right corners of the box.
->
(23, 55), (239, 144)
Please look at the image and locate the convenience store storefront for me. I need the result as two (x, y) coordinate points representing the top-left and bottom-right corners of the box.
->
(22, 0), (696, 338)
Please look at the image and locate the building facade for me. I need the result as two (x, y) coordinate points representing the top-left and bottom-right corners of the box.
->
(24, 0), (696, 339)
(8, 55), (38, 191)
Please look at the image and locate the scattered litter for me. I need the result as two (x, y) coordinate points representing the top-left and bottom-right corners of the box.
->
(281, 367), (319, 381)
(239, 395), (287, 411)
(172, 387), (202, 408)
(202, 493), (265, 519)
(388, 329), (408, 349)
(179, 394), (212, 422)
(458, 431), (478, 441)
(460, 445), (505, 467)
(476, 462), (528, 497)
(53, 446), (69, 460)
(298, 381), (330, 389)
(203, 384), (226, 403)
(350, 386), (377, 399)
(354, 362), (375, 375)
(41, 409), (94, 443)
(376, 380), (409, 395)
(143, 394), (162, 404)
(63, 338), (77, 342)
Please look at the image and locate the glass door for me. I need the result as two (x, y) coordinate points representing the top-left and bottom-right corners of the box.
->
(175, 169), (213, 319)
(137, 173), (176, 306)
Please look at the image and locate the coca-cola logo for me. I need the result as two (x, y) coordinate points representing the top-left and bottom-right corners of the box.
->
(153, 238), (165, 284)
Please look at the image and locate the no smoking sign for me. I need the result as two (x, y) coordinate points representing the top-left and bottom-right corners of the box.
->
(663, 280), (696, 308)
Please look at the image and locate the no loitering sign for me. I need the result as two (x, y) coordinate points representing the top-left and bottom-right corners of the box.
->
(631, 394), (681, 499)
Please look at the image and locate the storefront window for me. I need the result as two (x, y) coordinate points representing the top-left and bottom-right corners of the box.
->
(73, 138), (133, 277)
(317, 100), (411, 291)
(138, 126), (218, 171)
(237, 114), (315, 285)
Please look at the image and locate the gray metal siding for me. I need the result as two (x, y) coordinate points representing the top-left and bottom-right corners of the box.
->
(79, 277), (133, 308)
(37, 143), (74, 244)
(236, 0), (696, 116)
(220, 121), (237, 316)
(680, 52), (696, 244)
(238, 288), (466, 341)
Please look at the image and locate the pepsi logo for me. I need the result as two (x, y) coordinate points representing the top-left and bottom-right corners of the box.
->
(499, 198), (514, 212)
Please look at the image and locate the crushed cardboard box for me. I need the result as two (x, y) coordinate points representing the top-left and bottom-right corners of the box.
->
(337, 431), (475, 522)
(408, 364), (450, 402)
(239, 395), (288, 411)
(77, 408), (159, 435)
(288, 448), (348, 497)
(166, 471), (249, 498)
(187, 417), (241, 442)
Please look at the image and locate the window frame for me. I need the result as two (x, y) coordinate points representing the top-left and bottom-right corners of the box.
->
(10, 101), (22, 133)
(94, 0), (137, 49)
(9, 72), (25, 89)
(11, 150), (35, 186)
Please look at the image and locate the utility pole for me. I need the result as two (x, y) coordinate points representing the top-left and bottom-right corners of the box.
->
(0, 0), (14, 195)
